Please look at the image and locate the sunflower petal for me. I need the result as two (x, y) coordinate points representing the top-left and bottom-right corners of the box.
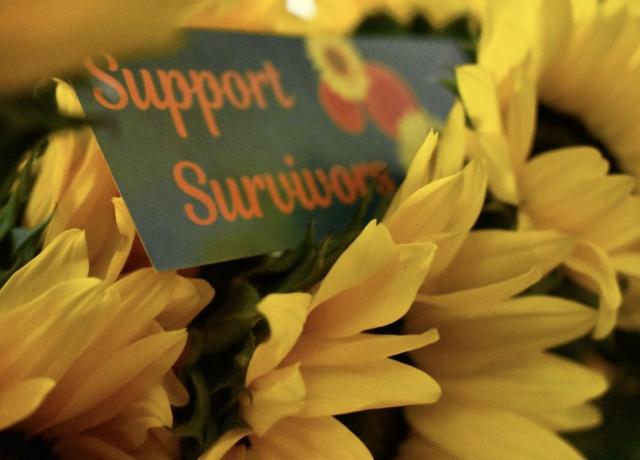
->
(405, 401), (585, 460)
(283, 329), (439, 367)
(249, 416), (372, 460)
(243, 364), (305, 436)
(246, 293), (311, 385)
(440, 352), (607, 414)
(310, 221), (395, 310)
(299, 359), (440, 417)
(564, 240), (621, 338)
(409, 296), (596, 375)
(0, 378), (55, 430)
(427, 230), (574, 295)
(305, 240), (435, 337)
(0, 229), (88, 310)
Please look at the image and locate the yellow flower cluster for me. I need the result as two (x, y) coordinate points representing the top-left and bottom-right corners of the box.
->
(2, 1), (639, 459)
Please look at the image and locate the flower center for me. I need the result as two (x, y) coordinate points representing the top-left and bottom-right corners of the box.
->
(533, 104), (621, 173)
(324, 47), (351, 76)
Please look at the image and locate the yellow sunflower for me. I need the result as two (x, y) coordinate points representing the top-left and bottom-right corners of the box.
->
(478, 0), (640, 186)
(306, 37), (369, 102)
(380, 130), (607, 459)
(374, 0), (485, 29)
(26, 81), (135, 282)
(456, 63), (640, 338)
(203, 220), (441, 459)
(189, 0), (370, 35)
(0, 229), (213, 459)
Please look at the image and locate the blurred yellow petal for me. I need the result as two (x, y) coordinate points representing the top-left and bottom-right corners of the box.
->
(386, 131), (438, 216)
(473, 132), (518, 203)
(0, 0), (206, 93)
(433, 101), (466, 180)
(564, 240), (621, 338)
(246, 293), (311, 385)
(532, 403), (603, 432)
(299, 359), (440, 417)
(456, 65), (503, 132)
(506, 73), (536, 172)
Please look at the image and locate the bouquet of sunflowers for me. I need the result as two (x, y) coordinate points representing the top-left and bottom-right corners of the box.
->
(1, 1), (639, 459)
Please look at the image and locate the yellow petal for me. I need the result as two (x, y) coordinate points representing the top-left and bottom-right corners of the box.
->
(584, 196), (640, 250)
(456, 65), (503, 133)
(532, 403), (603, 433)
(477, 2), (531, 83)
(0, 378), (55, 430)
(418, 267), (542, 308)
(0, 279), (109, 382)
(92, 197), (136, 283)
(283, 329), (439, 367)
(433, 101), (466, 180)
(0, 0), (205, 94)
(426, 230), (575, 295)
(310, 221), (395, 310)
(155, 276), (215, 331)
(474, 132), (519, 203)
(299, 359), (440, 417)
(249, 416), (372, 460)
(243, 364), (305, 436)
(200, 427), (251, 460)
(39, 330), (186, 434)
(43, 137), (118, 250)
(87, 384), (172, 451)
(564, 240), (621, 338)
(440, 353), (607, 414)
(0, 229), (88, 310)
(612, 251), (640, 278)
(305, 240), (435, 338)
(521, 147), (608, 196)
(386, 131), (438, 216)
(385, 159), (487, 243)
(246, 293), (311, 385)
(409, 296), (596, 375)
(405, 401), (585, 460)
(506, 72), (536, 172)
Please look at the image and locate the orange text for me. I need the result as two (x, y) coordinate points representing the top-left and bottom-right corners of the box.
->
(85, 54), (296, 138)
(173, 154), (396, 225)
